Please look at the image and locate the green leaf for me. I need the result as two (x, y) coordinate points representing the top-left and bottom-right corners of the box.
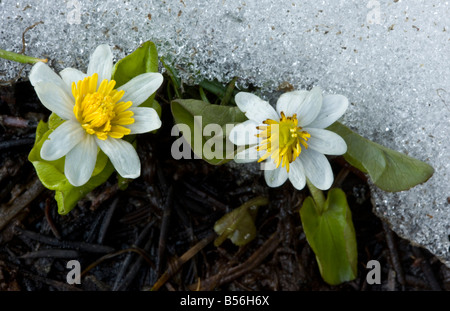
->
(214, 197), (268, 247)
(170, 99), (247, 165)
(48, 112), (64, 130)
(28, 118), (116, 214)
(112, 41), (159, 86)
(300, 188), (357, 286)
(220, 77), (238, 106)
(28, 123), (71, 191)
(161, 57), (182, 99)
(328, 122), (434, 192)
(199, 79), (238, 106)
(111, 41), (161, 117)
(34, 119), (49, 143)
(55, 161), (115, 215)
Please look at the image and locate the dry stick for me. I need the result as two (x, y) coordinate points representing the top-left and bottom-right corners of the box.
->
(382, 221), (406, 289)
(44, 198), (61, 239)
(81, 247), (156, 281)
(116, 238), (154, 291)
(157, 186), (174, 276)
(174, 200), (198, 284)
(0, 115), (36, 128)
(21, 21), (44, 54)
(405, 274), (430, 289)
(331, 166), (350, 189)
(151, 232), (217, 291)
(189, 231), (281, 291)
(183, 182), (228, 211)
(97, 198), (119, 244)
(411, 246), (442, 291)
(0, 21), (45, 86)
(0, 137), (35, 151)
(20, 249), (80, 259)
(15, 227), (115, 254)
(334, 156), (368, 182)
(0, 260), (82, 291)
(0, 177), (45, 231)
(112, 219), (155, 290)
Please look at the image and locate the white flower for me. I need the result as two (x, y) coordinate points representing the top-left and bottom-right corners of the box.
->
(229, 87), (348, 191)
(29, 44), (163, 187)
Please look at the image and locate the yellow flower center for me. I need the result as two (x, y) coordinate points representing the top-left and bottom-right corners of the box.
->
(256, 112), (310, 172)
(71, 73), (135, 140)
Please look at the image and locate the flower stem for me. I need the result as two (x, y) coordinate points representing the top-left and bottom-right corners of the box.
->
(306, 178), (326, 214)
(0, 49), (47, 64)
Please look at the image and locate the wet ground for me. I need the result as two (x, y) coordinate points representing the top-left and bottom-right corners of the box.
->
(0, 78), (448, 291)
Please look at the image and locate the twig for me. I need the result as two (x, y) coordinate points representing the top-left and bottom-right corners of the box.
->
(118, 205), (152, 225)
(405, 274), (430, 289)
(20, 249), (80, 259)
(115, 239), (153, 291)
(112, 220), (155, 290)
(183, 182), (228, 211)
(331, 166), (350, 189)
(382, 221), (406, 289)
(0, 115), (36, 128)
(334, 156), (368, 182)
(45, 198), (61, 239)
(0, 137), (35, 151)
(157, 186), (174, 275)
(89, 183), (119, 210)
(0, 177), (45, 231)
(411, 246), (442, 291)
(81, 247), (155, 280)
(188, 231), (281, 290)
(21, 21), (44, 54)
(151, 231), (216, 291)
(15, 227), (115, 254)
(97, 198), (119, 244)
(0, 260), (82, 291)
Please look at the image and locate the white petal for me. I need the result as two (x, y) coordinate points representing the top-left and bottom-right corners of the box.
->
(276, 90), (308, 117)
(87, 44), (113, 84)
(127, 107), (162, 134)
(33, 82), (76, 120)
(40, 120), (85, 161)
(96, 137), (140, 179)
(235, 92), (279, 124)
(119, 73), (163, 107)
(264, 164), (288, 188)
(296, 87), (323, 127)
(64, 134), (97, 187)
(228, 119), (259, 146)
(288, 159), (306, 190)
(304, 128), (347, 155)
(29, 62), (71, 95)
(234, 145), (259, 163)
(59, 68), (87, 87)
(300, 148), (333, 190)
(307, 94), (349, 129)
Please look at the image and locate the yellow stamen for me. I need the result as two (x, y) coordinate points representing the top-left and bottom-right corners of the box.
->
(71, 73), (135, 140)
(257, 111), (310, 172)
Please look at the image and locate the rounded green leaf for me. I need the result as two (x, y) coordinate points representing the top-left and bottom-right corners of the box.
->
(300, 188), (357, 285)
(112, 41), (161, 117)
(112, 41), (159, 86)
(55, 161), (115, 215)
(214, 197), (268, 247)
(29, 119), (117, 214)
(28, 124), (71, 191)
(170, 99), (247, 165)
(328, 122), (434, 192)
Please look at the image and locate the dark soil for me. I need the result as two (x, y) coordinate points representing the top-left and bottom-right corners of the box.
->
(0, 79), (448, 292)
